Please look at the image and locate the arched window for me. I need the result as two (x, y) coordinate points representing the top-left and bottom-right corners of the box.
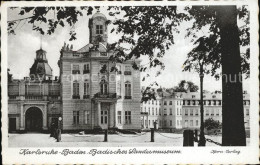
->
(100, 79), (108, 95)
(125, 81), (131, 99)
(73, 81), (79, 99)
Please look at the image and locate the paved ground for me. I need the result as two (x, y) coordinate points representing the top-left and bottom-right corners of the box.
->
(8, 132), (250, 147)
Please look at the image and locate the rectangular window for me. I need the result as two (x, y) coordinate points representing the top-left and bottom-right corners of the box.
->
(246, 109), (249, 116)
(190, 109), (193, 116)
(125, 83), (131, 98)
(101, 110), (108, 124)
(125, 111), (131, 124)
(164, 120), (167, 127)
(169, 108), (172, 115)
(164, 101), (167, 105)
(170, 120), (172, 126)
(73, 81), (79, 98)
(148, 108), (150, 115)
(177, 108), (179, 115)
(73, 111), (79, 125)
(84, 64), (90, 70)
(159, 108), (161, 115)
(185, 109), (188, 116)
(149, 120), (150, 126)
(169, 101), (172, 105)
(164, 108), (167, 115)
(156, 108), (158, 115)
(83, 64), (90, 74)
(195, 109), (199, 115)
(185, 120), (188, 128)
(124, 66), (132, 75)
(190, 120), (193, 126)
(152, 108), (154, 115)
(117, 111), (122, 124)
(84, 111), (90, 124)
(73, 64), (79, 70)
(96, 25), (103, 34)
(211, 109), (214, 116)
(216, 109), (219, 116)
(206, 109), (209, 116)
(196, 120), (199, 126)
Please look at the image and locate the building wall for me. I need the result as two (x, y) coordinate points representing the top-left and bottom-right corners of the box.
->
(142, 91), (251, 131)
(8, 80), (62, 132)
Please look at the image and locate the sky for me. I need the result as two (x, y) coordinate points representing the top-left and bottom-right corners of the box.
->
(7, 6), (250, 92)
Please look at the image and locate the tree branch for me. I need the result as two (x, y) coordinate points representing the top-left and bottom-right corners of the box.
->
(7, 16), (33, 23)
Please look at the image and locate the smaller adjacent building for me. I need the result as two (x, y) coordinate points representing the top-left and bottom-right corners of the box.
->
(141, 89), (250, 131)
(8, 48), (62, 132)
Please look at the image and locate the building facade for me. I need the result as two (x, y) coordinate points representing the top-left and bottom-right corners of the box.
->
(141, 90), (250, 131)
(8, 12), (141, 132)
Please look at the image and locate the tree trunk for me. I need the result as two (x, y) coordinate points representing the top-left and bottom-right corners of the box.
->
(216, 6), (246, 146)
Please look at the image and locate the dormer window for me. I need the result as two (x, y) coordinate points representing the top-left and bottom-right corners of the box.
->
(96, 25), (103, 35)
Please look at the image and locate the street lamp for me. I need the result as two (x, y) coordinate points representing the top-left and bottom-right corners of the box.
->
(198, 62), (206, 146)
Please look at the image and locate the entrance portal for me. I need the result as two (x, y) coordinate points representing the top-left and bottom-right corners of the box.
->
(25, 107), (43, 132)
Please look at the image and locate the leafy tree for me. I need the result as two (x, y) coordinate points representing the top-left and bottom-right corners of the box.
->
(168, 80), (199, 93)
(204, 118), (222, 130)
(8, 7), (94, 40)
(184, 6), (248, 146)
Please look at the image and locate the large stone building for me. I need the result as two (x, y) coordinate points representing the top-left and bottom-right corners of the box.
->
(8, 11), (141, 132)
(141, 89), (250, 131)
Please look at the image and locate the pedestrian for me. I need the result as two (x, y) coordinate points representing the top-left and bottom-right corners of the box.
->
(50, 122), (55, 137)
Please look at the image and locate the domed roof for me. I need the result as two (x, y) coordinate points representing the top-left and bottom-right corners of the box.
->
(30, 61), (53, 77)
(92, 12), (107, 20)
(30, 48), (53, 78)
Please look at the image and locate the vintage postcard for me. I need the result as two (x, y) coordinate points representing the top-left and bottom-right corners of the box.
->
(1, 0), (259, 164)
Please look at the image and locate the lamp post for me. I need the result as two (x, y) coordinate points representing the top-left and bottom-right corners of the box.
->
(198, 63), (206, 146)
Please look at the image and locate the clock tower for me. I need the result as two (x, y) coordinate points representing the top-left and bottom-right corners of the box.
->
(88, 10), (108, 44)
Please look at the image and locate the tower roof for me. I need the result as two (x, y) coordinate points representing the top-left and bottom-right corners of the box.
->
(92, 12), (107, 20)
(30, 48), (52, 78)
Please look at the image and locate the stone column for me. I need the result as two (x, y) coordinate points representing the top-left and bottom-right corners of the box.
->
(43, 104), (48, 130)
(114, 103), (116, 127)
(20, 104), (25, 130)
